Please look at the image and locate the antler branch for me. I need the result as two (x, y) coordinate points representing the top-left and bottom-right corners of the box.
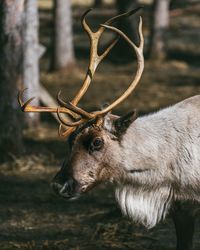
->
(93, 16), (144, 116)
(18, 89), (75, 118)
(18, 9), (144, 138)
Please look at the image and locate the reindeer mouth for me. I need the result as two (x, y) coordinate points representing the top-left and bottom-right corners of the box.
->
(51, 169), (101, 201)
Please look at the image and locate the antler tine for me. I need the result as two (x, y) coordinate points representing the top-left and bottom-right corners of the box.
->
(18, 90), (36, 112)
(18, 88), (77, 119)
(64, 102), (94, 119)
(58, 124), (76, 138)
(81, 7), (142, 38)
(138, 16), (144, 50)
(18, 88), (27, 107)
(57, 108), (85, 127)
(99, 7), (143, 60)
(93, 16), (144, 116)
(105, 7), (142, 25)
(57, 91), (93, 119)
(81, 9), (94, 39)
(18, 89), (36, 112)
(102, 16), (144, 54)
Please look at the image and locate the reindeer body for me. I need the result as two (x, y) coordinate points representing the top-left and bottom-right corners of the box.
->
(116, 95), (200, 228)
(19, 9), (199, 250)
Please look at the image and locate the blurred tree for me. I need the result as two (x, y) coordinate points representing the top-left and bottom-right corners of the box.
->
(23, 0), (40, 127)
(93, 0), (103, 7)
(51, 0), (75, 71)
(0, 0), (24, 162)
(148, 0), (171, 61)
(109, 0), (139, 63)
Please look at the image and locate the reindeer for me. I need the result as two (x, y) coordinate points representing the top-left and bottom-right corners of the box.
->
(18, 9), (199, 250)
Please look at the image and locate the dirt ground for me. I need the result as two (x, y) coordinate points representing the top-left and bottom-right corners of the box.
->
(1, 3), (200, 250)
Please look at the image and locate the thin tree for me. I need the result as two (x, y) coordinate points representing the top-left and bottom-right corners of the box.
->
(23, 0), (40, 127)
(148, 0), (171, 60)
(51, 0), (75, 71)
(0, 0), (24, 162)
(93, 0), (103, 7)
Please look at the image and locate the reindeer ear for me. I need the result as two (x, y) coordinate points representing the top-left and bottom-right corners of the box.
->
(103, 112), (119, 132)
(114, 110), (137, 136)
(103, 110), (137, 137)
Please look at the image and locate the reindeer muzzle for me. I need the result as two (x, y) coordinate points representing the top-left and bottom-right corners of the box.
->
(51, 177), (80, 199)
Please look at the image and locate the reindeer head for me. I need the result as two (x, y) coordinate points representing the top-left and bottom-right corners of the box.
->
(51, 110), (138, 199)
(18, 8), (144, 199)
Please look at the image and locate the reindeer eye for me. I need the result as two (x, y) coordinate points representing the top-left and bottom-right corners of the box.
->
(93, 138), (102, 146)
(90, 137), (104, 152)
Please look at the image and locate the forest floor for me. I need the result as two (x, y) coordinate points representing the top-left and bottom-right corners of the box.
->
(1, 3), (200, 250)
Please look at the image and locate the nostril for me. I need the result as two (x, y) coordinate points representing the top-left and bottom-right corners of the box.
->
(59, 182), (68, 194)
(59, 179), (75, 195)
(51, 178), (78, 198)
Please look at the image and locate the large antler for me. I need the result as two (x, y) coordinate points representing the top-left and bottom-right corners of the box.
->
(56, 8), (142, 136)
(59, 15), (144, 130)
(18, 8), (143, 138)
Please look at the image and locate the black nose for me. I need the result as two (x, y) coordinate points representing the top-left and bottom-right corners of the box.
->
(51, 178), (77, 198)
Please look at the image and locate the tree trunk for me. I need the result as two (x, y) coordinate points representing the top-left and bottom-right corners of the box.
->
(0, 0), (24, 162)
(51, 0), (75, 71)
(23, 0), (40, 127)
(109, 0), (139, 64)
(148, 0), (171, 61)
(93, 0), (103, 7)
